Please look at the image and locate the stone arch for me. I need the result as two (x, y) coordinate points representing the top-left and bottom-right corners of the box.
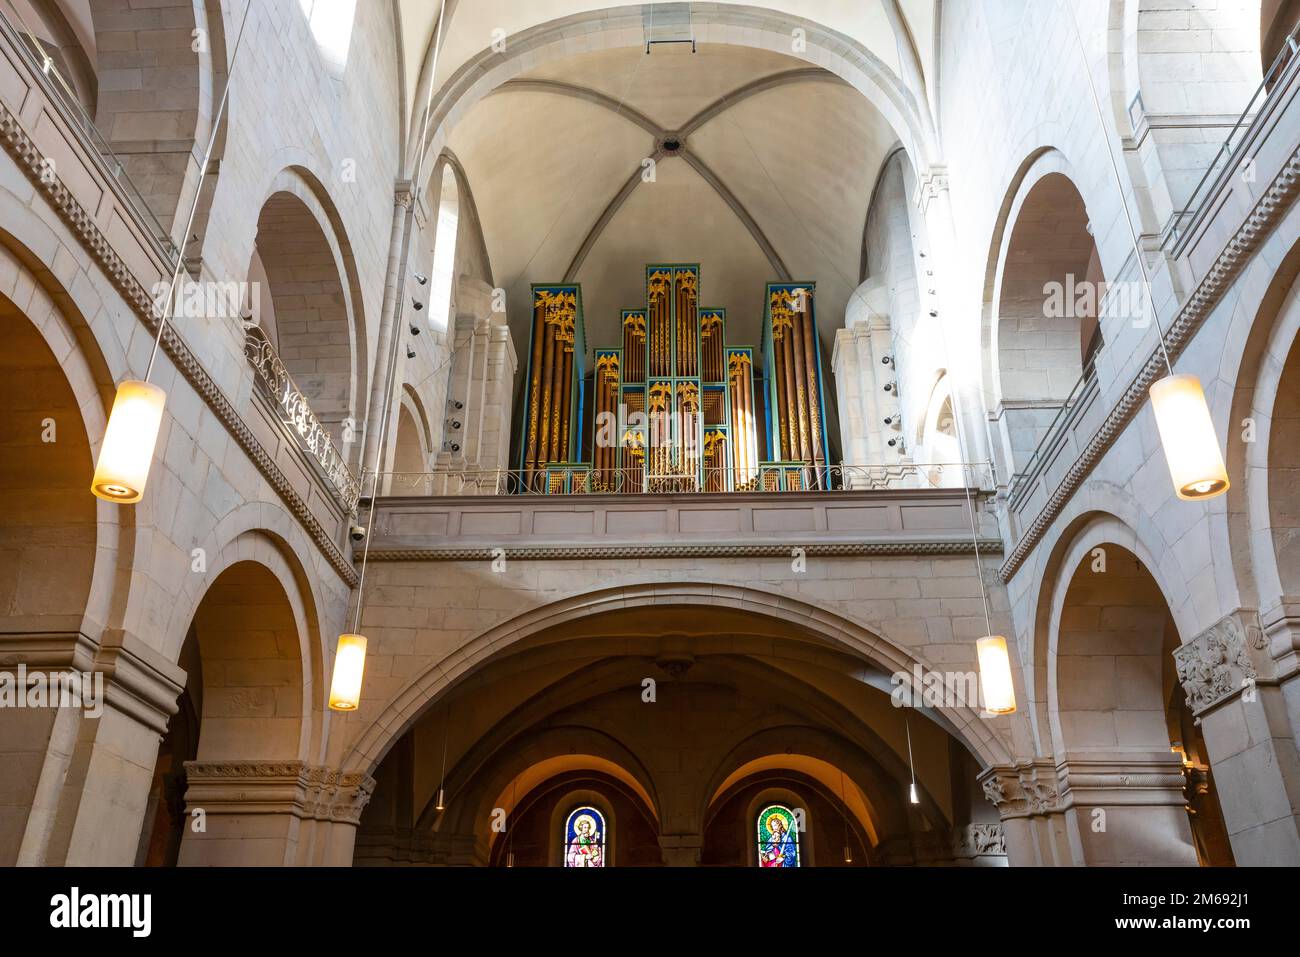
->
(703, 733), (892, 855)
(249, 169), (368, 460)
(1038, 513), (1228, 864)
(343, 580), (1012, 777)
(409, 3), (933, 183)
(160, 507), (332, 762)
(1023, 496), (1199, 758)
(81, 0), (228, 246)
(443, 727), (661, 850)
(388, 387), (432, 494)
(985, 149), (1107, 475)
(1224, 231), (1300, 608)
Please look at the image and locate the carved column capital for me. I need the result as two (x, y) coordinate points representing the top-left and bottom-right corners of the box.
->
(1174, 608), (1271, 718)
(978, 760), (1060, 820)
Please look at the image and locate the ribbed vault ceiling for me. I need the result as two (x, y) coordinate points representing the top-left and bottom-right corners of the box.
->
(446, 42), (901, 361)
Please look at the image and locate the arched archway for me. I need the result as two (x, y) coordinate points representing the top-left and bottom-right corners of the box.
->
(1045, 532), (1232, 865)
(988, 155), (1106, 476)
(349, 581), (1012, 867)
(0, 288), (102, 866)
(250, 188), (363, 456)
(139, 550), (318, 867)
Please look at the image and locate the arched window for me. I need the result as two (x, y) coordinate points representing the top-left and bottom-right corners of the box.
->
(563, 806), (606, 867)
(298, 0), (357, 74)
(756, 804), (800, 867)
(428, 169), (460, 332)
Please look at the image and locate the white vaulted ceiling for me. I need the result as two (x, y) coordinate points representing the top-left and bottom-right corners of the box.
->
(445, 42), (900, 357)
(397, 0), (937, 126)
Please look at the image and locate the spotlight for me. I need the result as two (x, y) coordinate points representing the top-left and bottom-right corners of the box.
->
(349, 524), (367, 542)
(410, 323), (421, 335)
(414, 273), (428, 285)
(881, 355), (893, 366)
(412, 299), (424, 311)
(448, 399), (464, 411)
(407, 345), (416, 359)
(448, 420), (462, 431)
(883, 382), (896, 393)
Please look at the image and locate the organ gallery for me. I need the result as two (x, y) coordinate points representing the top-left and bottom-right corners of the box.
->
(518, 264), (831, 492)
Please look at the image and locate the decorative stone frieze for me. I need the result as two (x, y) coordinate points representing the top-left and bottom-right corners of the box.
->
(1174, 609), (1271, 717)
(951, 822), (1007, 858)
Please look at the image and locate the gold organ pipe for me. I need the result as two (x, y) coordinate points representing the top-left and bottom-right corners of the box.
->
(800, 300), (826, 477)
(525, 300), (546, 472)
(557, 346), (573, 462)
(790, 302), (812, 463)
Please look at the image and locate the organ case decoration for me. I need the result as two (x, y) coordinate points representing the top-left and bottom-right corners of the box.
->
(517, 266), (830, 493)
(761, 283), (830, 490)
(520, 284), (587, 488)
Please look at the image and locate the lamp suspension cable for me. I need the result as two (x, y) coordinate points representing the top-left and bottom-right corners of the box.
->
(326, 0), (451, 713)
(904, 713), (920, 805)
(90, 0), (254, 505)
(145, 0), (254, 382)
(435, 704), (450, 812)
(1062, 0), (1172, 375)
(1064, 0), (1229, 502)
(838, 767), (853, 863)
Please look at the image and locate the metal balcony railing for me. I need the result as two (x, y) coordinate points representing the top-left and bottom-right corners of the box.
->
(1162, 19), (1300, 254)
(380, 462), (994, 497)
(245, 324), (362, 512)
(0, 0), (179, 260)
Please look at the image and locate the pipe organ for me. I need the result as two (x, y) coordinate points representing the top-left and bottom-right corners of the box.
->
(517, 265), (830, 493)
(762, 283), (831, 490)
(520, 285), (587, 490)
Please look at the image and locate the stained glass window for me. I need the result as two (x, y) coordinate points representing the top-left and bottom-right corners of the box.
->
(564, 806), (606, 867)
(756, 804), (800, 867)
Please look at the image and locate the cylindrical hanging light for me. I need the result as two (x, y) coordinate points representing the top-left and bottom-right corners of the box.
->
(908, 782), (920, 805)
(1149, 373), (1229, 501)
(976, 635), (1017, 715)
(435, 788), (446, 812)
(328, 633), (368, 711)
(91, 380), (167, 503)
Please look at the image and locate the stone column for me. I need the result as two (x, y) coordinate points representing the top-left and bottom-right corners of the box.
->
(979, 761), (1071, 867)
(834, 283), (899, 488)
(434, 278), (516, 493)
(178, 761), (375, 866)
(361, 182), (416, 480)
(3, 629), (185, 866)
(1055, 754), (1197, 865)
(1180, 608), (1300, 864)
(657, 832), (702, 867)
